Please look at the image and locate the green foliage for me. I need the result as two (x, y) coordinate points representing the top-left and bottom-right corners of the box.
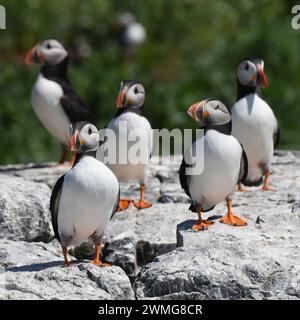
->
(0, 0), (299, 163)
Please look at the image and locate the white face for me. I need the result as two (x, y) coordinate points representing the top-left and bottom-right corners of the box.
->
(202, 100), (231, 126)
(237, 60), (258, 87)
(70, 123), (99, 153)
(126, 83), (145, 108)
(37, 39), (68, 65)
(78, 124), (100, 151)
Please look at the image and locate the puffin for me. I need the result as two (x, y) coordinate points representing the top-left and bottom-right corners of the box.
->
(179, 99), (248, 230)
(113, 12), (146, 53)
(50, 121), (119, 266)
(231, 58), (279, 191)
(99, 80), (152, 211)
(23, 39), (93, 164)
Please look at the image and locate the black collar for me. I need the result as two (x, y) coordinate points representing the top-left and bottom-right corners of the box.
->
(41, 57), (69, 82)
(236, 78), (262, 101)
(113, 106), (144, 118)
(204, 120), (232, 136)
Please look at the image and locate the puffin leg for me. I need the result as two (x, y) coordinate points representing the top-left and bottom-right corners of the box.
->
(58, 144), (68, 165)
(259, 172), (276, 191)
(117, 199), (132, 211)
(68, 151), (76, 166)
(91, 245), (111, 267)
(192, 206), (214, 231)
(62, 246), (70, 267)
(237, 183), (248, 192)
(133, 184), (152, 210)
(219, 198), (247, 226)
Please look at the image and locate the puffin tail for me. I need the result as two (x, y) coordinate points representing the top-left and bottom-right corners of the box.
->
(242, 166), (264, 186)
(188, 203), (197, 213)
(242, 176), (263, 186)
(188, 203), (215, 213)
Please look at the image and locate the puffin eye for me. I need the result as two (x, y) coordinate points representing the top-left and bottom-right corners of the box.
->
(46, 43), (52, 49)
(134, 87), (139, 94)
(88, 127), (93, 135)
(244, 63), (249, 71)
(214, 104), (220, 110)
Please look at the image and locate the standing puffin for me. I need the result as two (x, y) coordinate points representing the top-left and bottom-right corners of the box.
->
(100, 80), (152, 211)
(50, 122), (119, 266)
(231, 58), (279, 190)
(179, 99), (248, 230)
(23, 39), (93, 164)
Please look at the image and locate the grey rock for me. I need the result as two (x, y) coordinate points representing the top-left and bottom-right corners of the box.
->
(0, 239), (65, 269)
(103, 203), (194, 278)
(102, 233), (136, 282)
(0, 175), (53, 242)
(0, 163), (67, 189)
(134, 152), (300, 299)
(0, 240), (134, 300)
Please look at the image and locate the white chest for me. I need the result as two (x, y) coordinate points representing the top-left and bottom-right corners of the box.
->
(31, 74), (70, 145)
(231, 93), (277, 167)
(102, 112), (153, 182)
(188, 131), (242, 208)
(58, 156), (119, 246)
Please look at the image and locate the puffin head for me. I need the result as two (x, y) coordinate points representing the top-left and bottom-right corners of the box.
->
(69, 122), (99, 153)
(237, 58), (268, 88)
(116, 80), (145, 109)
(23, 39), (68, 66)
(187, 99), (231, 129)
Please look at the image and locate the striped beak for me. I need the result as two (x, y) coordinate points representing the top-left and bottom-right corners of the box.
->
(69, 130), (78, 151)
(116, 88), (126, 108)
(257, 64), (268, 88)
(187, 100), (208, 122)
(22, 45), (44, 65)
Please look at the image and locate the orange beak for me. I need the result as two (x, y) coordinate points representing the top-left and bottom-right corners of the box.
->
(69, 130), (78, 151)
(187, 100), (207, 121)
(22, 45), (44, 65)
(258, 65), (268, 88)
(116, 88), (126, 108)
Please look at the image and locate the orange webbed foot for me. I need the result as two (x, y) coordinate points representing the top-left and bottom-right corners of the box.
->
(133, 199), (152, 210)
(259, 185), (276, 192)
(237, 185), (248, 192)
(117, 199), (132, 211)
(91, 259), (112, 267)
(63, 261), (71, 267)
(192, 220), (214, 231)
(219, 214), (247, 226)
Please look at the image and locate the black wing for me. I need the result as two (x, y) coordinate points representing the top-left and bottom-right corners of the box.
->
(110, 187), (120, 220)
(273, 127), (280, 149)
(179, 156), (191, 198)
(239, 144), (248, 184)
(49, 174), (66, 242)
(58, 80), (94, 124)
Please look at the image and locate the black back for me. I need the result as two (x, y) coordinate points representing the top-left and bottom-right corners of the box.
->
(41, 57), (94, 124)
(49, 174), (65, 242)
(239, 145), (249, 184)
(110, 187), (120, 220)
(274, 127), (280, 149)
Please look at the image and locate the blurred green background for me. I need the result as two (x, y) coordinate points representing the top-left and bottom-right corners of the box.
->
(0, 0), (299, 164)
